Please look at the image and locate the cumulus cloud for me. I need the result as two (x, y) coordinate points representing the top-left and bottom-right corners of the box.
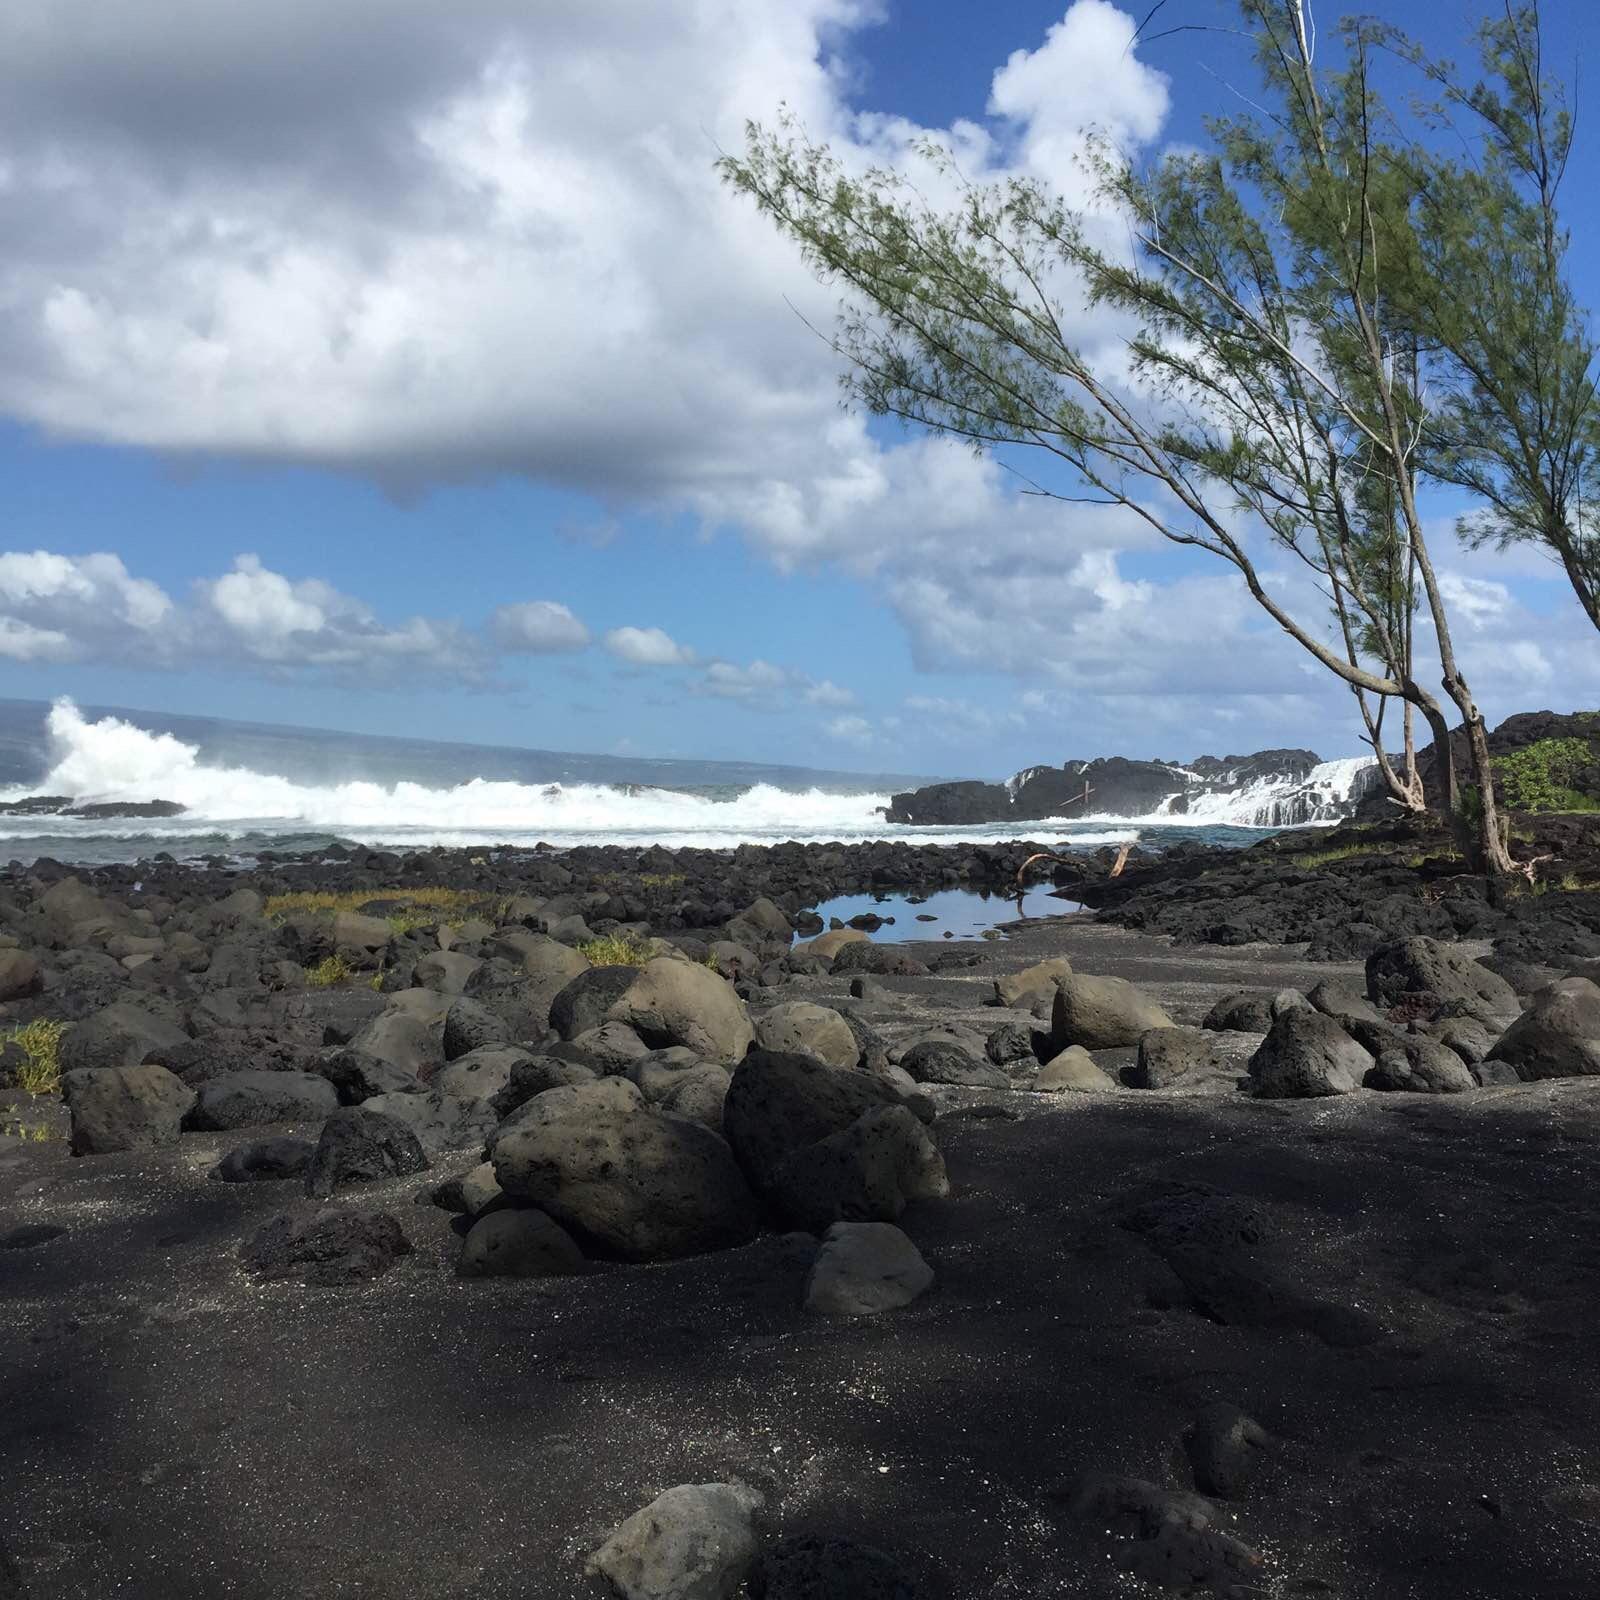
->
(604, 626), (696, 667)
(488, 600), (591, 654)
(0, 548), (483, 682)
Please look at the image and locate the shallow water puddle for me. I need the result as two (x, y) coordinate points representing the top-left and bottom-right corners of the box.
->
(804, 883), (1082, 943)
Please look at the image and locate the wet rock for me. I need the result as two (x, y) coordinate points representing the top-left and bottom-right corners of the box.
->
(456, 1207), (585, 1278)
(185, 1070), (339, 1131)
(587, 1481), (763, 1600)
(305, 1107), (430, 1197)
(243, 1209), (412, 1286)
(804, 1221), (934, 1316)
(213, 1136), (316, 1183)
(1248, 1009), (1371, 1098)
(61, 1063), (196, 1155)
(1049, 974), (1173, 1049)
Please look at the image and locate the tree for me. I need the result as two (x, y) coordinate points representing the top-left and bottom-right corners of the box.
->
(1383, 3), (1600, 636)
(720, 0), (1514, 868)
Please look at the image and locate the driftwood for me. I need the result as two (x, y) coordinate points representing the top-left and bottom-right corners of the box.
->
(1014, 838), (1135, 894)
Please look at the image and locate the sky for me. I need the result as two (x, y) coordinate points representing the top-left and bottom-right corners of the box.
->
(0, 0), (1597, 778)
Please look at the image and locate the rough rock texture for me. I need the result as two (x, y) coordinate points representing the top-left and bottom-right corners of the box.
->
(768, 1105), (949, 1233)
(492, 1095), (758, 1261)
(1248, 1010), (1372, 1098)
(602, 959), (755, 1065)
(242, 1210), (413, 1287)
(304, 1107), (430, 1198)
(1129, 1027), (1231, 1091)
(993, 956), (1074, 1016)
(587, 1482), (763, 1600)
(1486, 976), (1600, 1079)
(804, 1221), (934, 1316)
(58, 1003), (190, 1074)
(899, 1038), (1008, 1089)
(550, 966), (640, 1041)
(213, 1137), (315, 1184)
(1365, 1039), (1477, 1094)
(359, 1089), (497, 1155)
(185, 1071), (339, 1131)
(1366, 937), (1519, 1021)
(1050, 974), (1173, 1049)
(753, 1002), (859, 1070)
(61, 1064), (196, 1156)
(0, 949), (42, 1001)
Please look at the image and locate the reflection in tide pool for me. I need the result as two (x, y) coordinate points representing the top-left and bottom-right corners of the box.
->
(804, 883), (1083, 945)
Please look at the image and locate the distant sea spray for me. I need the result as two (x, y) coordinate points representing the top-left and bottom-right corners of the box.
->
(0, 699), (1349, 865)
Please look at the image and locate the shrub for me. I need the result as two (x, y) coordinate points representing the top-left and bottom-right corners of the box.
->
(4, 1018), (66, 1096)
(1492, 737), (1600, 813)
(578, 933), (656, 966)
(306, 954), (355, 988)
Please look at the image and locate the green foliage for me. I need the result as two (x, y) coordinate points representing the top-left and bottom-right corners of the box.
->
(578, 933), (655, 967)
(1290, 841), (1392, 870)
(265, 887), (500, 931)
(4, 1018), (66, 1096)
(306, 954), (355, 988)
(1491, 738), (1600, 812)
(1, 1117), (57, 1142)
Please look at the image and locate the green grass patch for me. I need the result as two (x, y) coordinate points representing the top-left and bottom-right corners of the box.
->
(578, 932), (656, 966)
(1, 1117), (57, 1142)
(306, 954), (356, 987)
(264, 886), (504, 933)
(3, 1018), (66, 1096)
(1289, 840), (1393, 870)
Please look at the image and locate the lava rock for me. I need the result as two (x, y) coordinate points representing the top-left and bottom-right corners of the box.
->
(900, 1039), (1008, 1089)
(213, 1136), (316, 1183)
(1049, 974), (1173, 1049)
(456, 1207), (585, 1278)
(61, 1063), (196, 1156)
(804, 1221), (934, 1316)
(185, 1070), (339, 1131)
(304, 1107), (430, 1198)
(1247, 1009), (1371, 1098)
(243, 1209), (413, 1286)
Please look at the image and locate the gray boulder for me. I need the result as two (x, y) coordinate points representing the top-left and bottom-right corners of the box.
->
(604, 958), (754, 1065)
(655, 1065), (732, 1131)
(487, 1055), (598, 1120)
(1365, 1041), (1476, 1093)
(360, 1089), (497, 1154)
(213, 1136), (315, 1183)
(1035, 1046), (1115, 1092)
(993, 957), (1074, 1017)
(441, 996), (512, 1060)
(985, 1021), (1037, 1068)
(1485, 976), (1600, 1080)
(753, 1001), (858, 1069)
(804, 1221), (934, 1316)
(62, 1063), (196, 1155)
(243, 1209), (412, 1286)
(456, 1207), (584, 1278)
(588, 1482), (763, 1600)
(769, 1105), (948, 1233)
(433, 1046), (529, 1105)
(564, 1020), (651, 1075)
(549, 965), (639, 1040)
(1129, 1027), (1231, 1091)
(305, 1107), (429, 1197)
(1201, 992), (1273, 1033)
(1306, 978), (1383, 1027)
(413, 950), (481, 995)
(492, 1089), (757, 1260)
(829, 942), (930, 978)
(186, 1070), (338, 1130)
(345, 1010), (439, 1077)
(900, 1038), (1008, 1089)
(58, 1002), (189, 1074)
(1050, 974), (1173, 1050)
(1248, 1010), (1371, 1098)
(1366, 937), (1518, 1021)
(0, 949), (42, 1001)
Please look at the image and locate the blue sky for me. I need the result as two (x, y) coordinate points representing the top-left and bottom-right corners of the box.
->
(1, 0), (1596, 777)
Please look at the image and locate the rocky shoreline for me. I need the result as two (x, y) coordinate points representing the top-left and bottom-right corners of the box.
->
(4, 821), (1600, 1597)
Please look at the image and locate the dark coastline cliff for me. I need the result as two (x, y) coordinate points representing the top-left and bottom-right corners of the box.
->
(885, 748), (1378, 828)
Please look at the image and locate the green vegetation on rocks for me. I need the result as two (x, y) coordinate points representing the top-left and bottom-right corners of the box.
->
(1491, 737), (1600, 813)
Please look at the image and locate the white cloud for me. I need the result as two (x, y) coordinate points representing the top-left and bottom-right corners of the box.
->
(699, 658), (788, 699)
(0, 616), (74, 662)
(824, 714), (873, 746)
(488, 600), (590, 654)
(803, 678), (855, 708)
(604, 625), (695, 667)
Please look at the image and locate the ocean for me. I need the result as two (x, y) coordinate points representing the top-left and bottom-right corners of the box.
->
(0, 697), (1317, 867)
